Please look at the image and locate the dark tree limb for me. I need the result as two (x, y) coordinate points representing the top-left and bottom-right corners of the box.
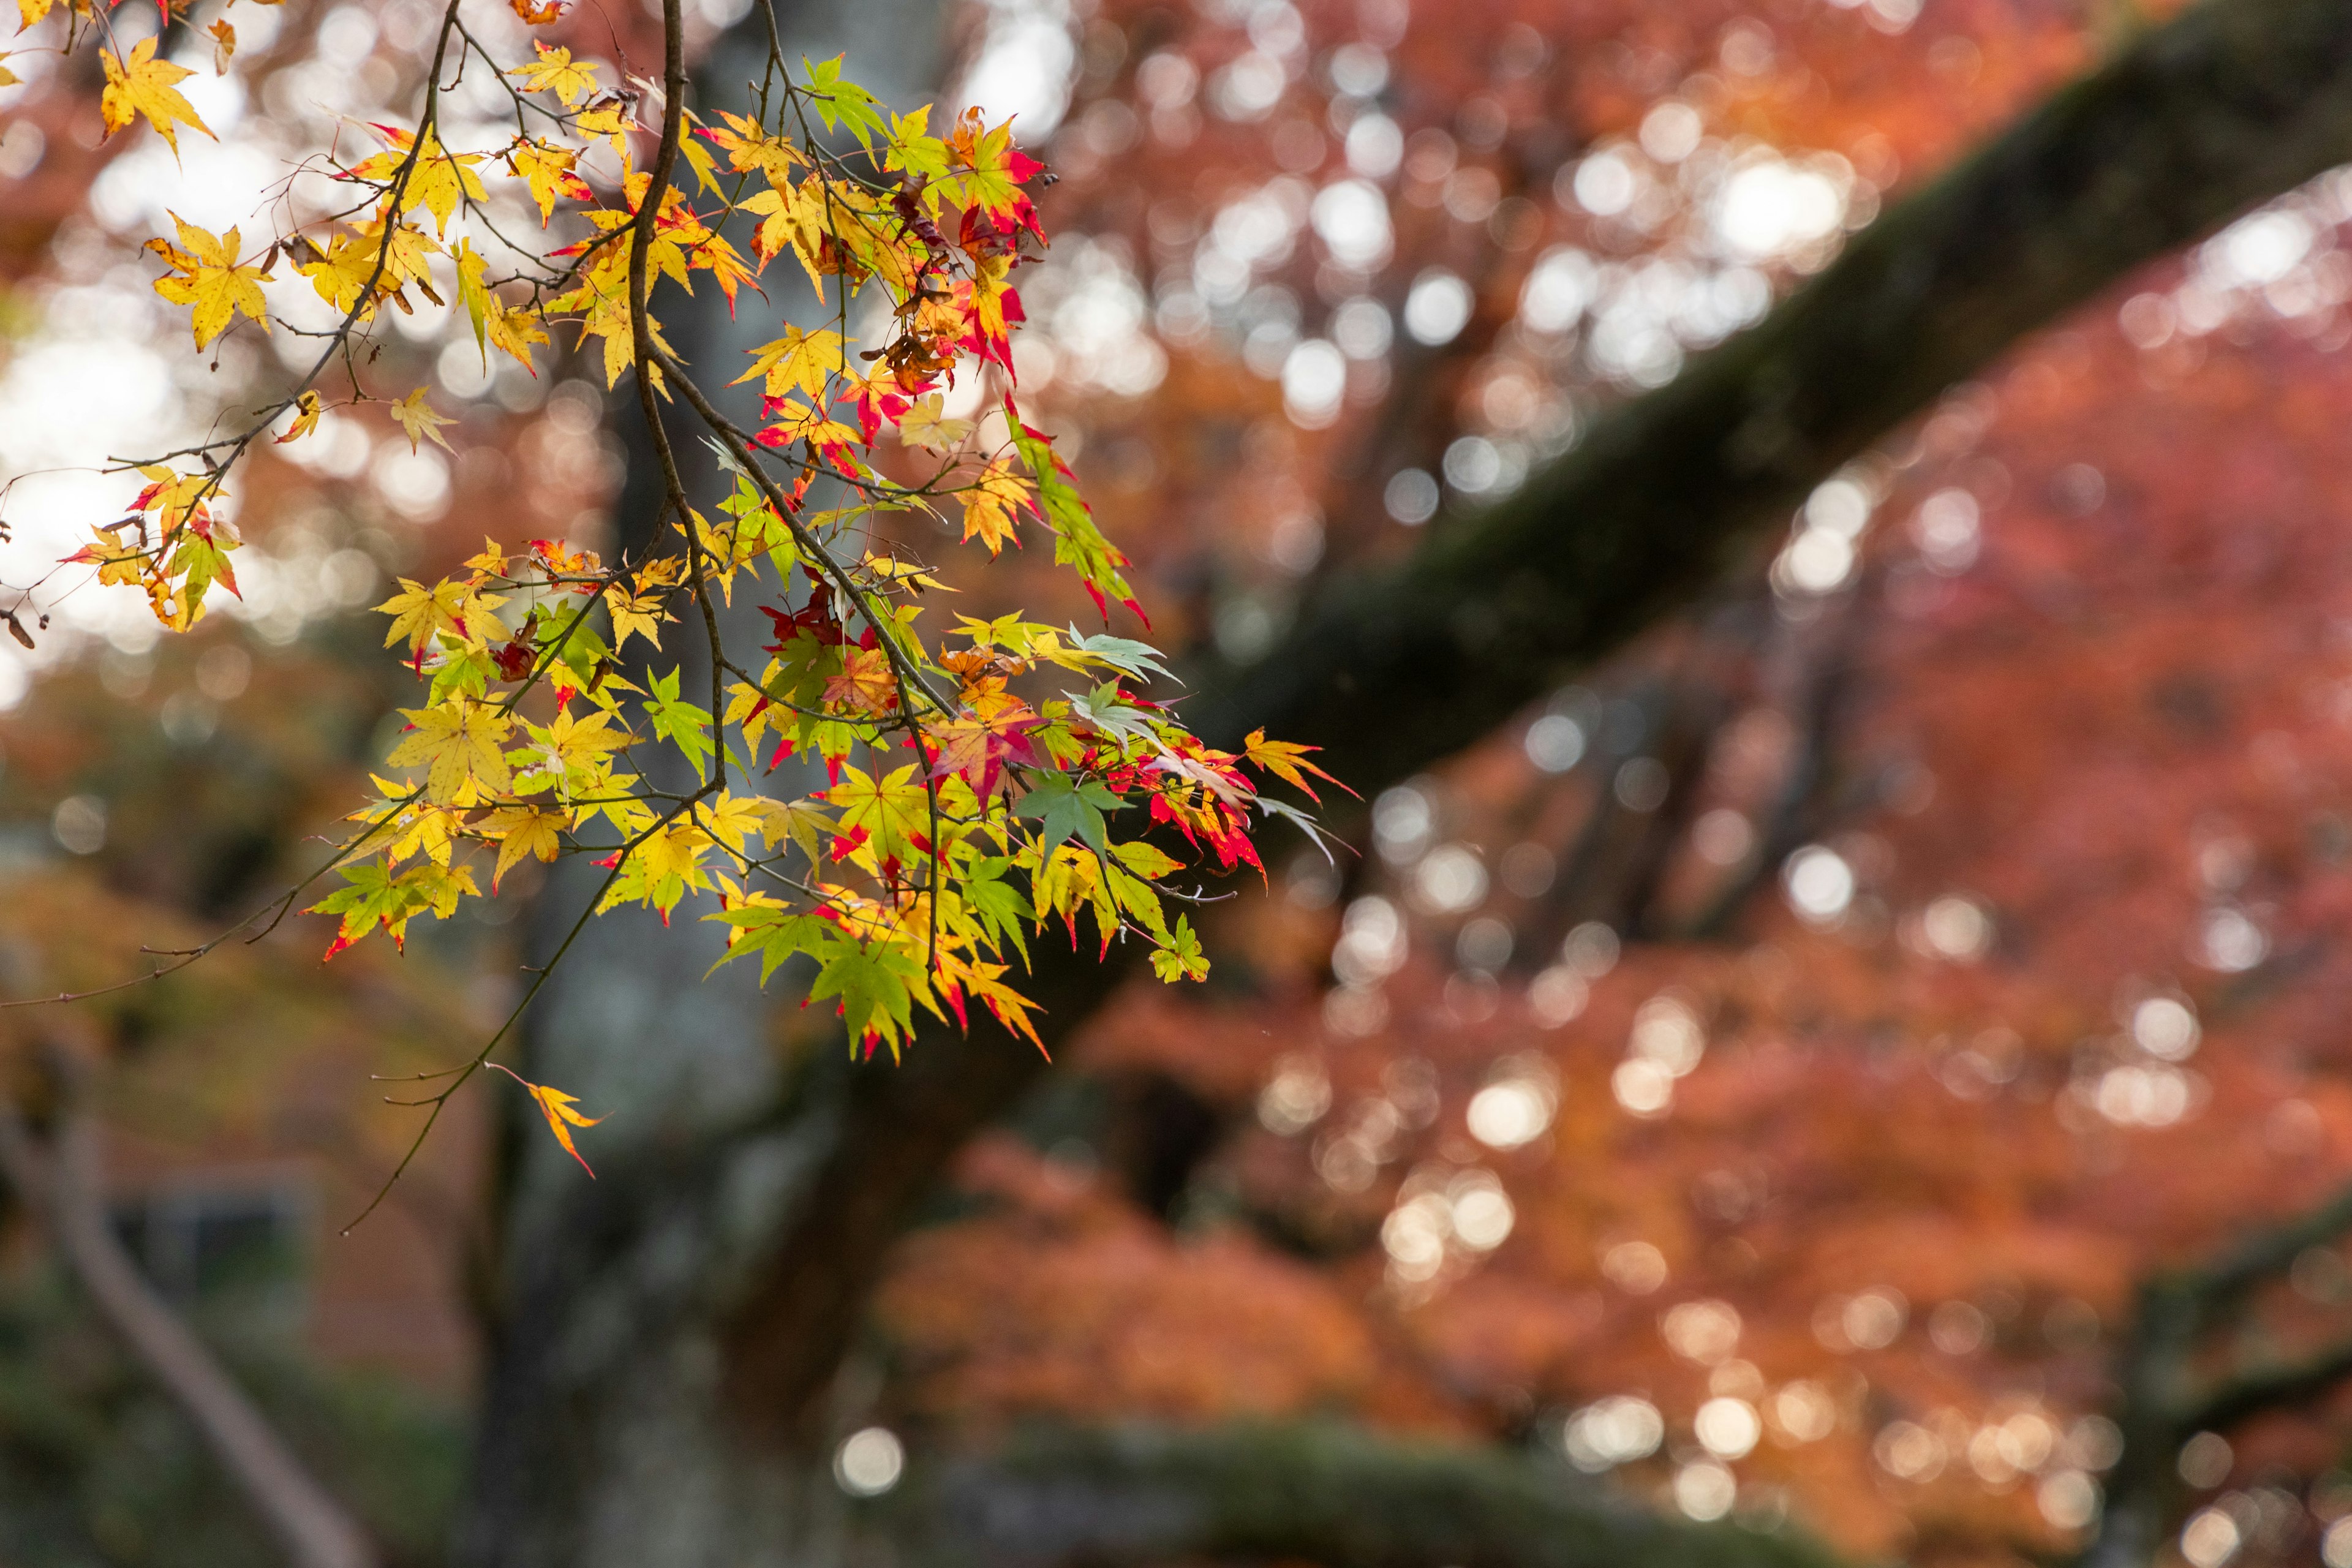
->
(867, 1422), (1841, 1568)
(0, 1076), (377, 1568)
(1189, 0), (2352, 780)
(725, 0), (2352, 1428)
(2082, 1173), (2352, 1568)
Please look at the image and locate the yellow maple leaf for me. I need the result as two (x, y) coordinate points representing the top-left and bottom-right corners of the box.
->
(484, 295), (551, 369)
(377, 575), (507, 653)
(483, 804), (568, 890)
(601, 569), (675, 652)
(508, 41), (598, 107)
(391, 386), (454, 453)
(506, 138), (586, 226)
(957, 458), (1030, 555)
(703, 110), (800, 184)
(146, 216), (270, 349)
(733, 326), (845, 402)
(490, 1063), (602, 1176)
(100, 37), (212, 156)
(293, 216), (440, 317)
(345, 126), (488, 236)
(275, 390), (323, 443)
(388, 700), (514, 804)
(895, 393), (972, 453)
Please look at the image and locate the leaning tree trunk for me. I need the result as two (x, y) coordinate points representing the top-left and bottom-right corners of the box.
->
(450, 1), (951, 1561)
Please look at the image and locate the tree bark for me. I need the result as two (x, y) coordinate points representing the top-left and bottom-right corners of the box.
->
(461, 0), (2352, 1561)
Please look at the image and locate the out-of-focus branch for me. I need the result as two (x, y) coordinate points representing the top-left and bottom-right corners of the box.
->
(2081, 1174), (2352, 1568)
(0, 1075), (377, 1568)
(869, 1422), (1842, 1568)
(1188, 0), (2352, 782)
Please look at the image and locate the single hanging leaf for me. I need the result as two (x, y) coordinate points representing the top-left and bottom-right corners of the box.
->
(733, 326), (846, 402)
(453, 238), (491, 360)
(508, 41), (599, 106)
(276, 390), (323, 443)
(391, 387), (454, 453)
(491, 1064), (602, 1175)
(205, 18), (233, 72)
(957, 458), (1030, 555)
(483, 805), (568, 891)
(506, 138), (587, 226)
(386, 699), (514, 804)
(1150, 914), (1210, 982)
(146, 216), (270, 349)
(101, 37), (213, 154)
(895, 393), (972, 453)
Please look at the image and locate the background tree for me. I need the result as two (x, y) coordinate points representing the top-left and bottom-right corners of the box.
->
(15, 1), (2352, 1567)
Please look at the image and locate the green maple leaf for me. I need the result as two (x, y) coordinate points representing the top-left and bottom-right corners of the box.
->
(1014, 771), (1123, 862)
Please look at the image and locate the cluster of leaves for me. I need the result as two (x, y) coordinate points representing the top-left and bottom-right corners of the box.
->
(6, 0), (1335, 1169)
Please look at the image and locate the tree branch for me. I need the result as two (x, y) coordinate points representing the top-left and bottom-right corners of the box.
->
(1188, 0), (2352, 778)
(0, 1078), (377, 1568)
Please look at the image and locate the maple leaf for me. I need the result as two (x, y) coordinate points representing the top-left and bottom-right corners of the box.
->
(508, 41), (600, 106)
(311, 859), (478, 956)
(758, 398), (862, 463)
(276, 390), (323, 443)
(377, 575), (507, 653)
(507, 138), (588, 226)
(1014, 770), (1123, 862)
(945, 107), (1041, 221)
(483, 295), (551, 369)
(738, 181), (828, 294)
(929, 701), (1042, 800)
(700, 110), (800, 184)
(64, 529), (152, 590)
(404, 130), (488, 235)
(483, 805), (567, 890)
(799, 55), (888, 148)
(734, 326), (845, 402)
(824, 645), (899, 715)
(1242, 728), (1346, 801)
(388, 700), (516, 804)
(808, 937), (927, 1061)
(101, 38), (212, 156)
(509, 0), (564, 22)
(293, 217), (440, 316)
(829, 764), (931, 865)
(603, 571), (673, 651)
(0, 54), (17, 88)
(957, 458), (1030, 555)
(895, 393), (973, 453)
(1149, 914), (1210, 983)
(391, 387), (454, 453)
(205, 18), (233, 72)
(146, 216), (270, 349)
(491, 1064), (601, 1175)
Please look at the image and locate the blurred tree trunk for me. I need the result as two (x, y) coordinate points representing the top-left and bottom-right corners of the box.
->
(454, 0), (2352, 1562)
(450, 1), (952, 1562)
